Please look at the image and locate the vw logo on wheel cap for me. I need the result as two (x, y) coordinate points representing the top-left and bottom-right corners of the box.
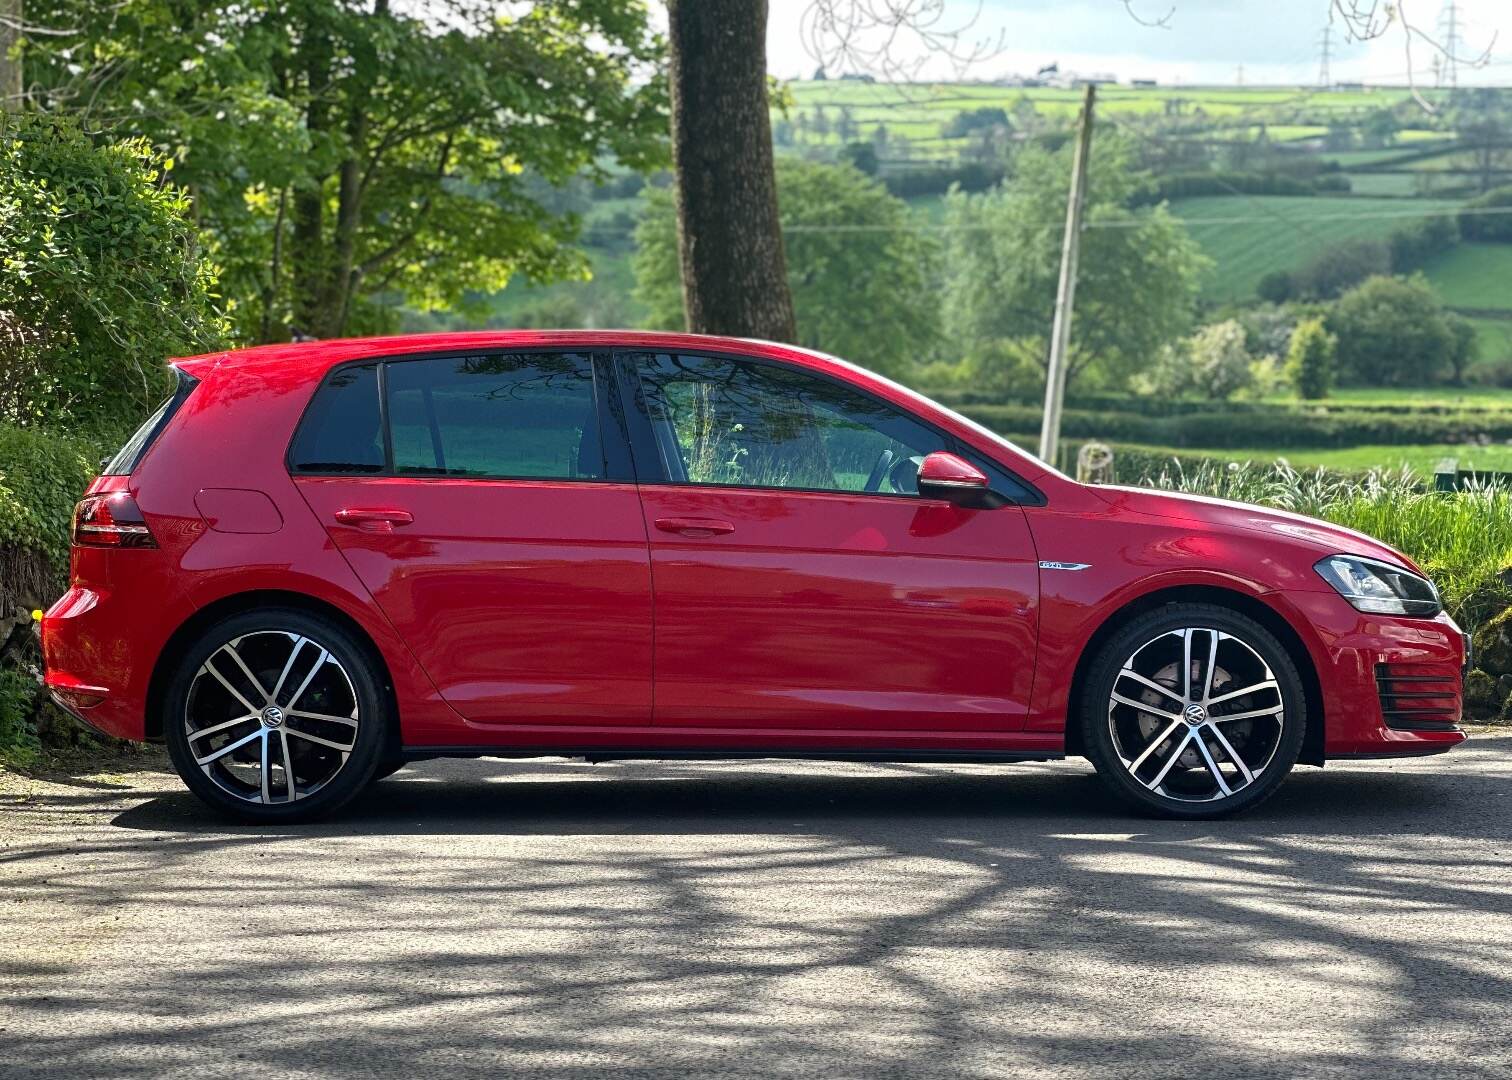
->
(1184, 703), (1207, 726)
(260, 705), (285, 728)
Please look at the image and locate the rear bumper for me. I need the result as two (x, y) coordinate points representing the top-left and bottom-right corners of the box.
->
(1278, 591), (1467, 759)
(40, 579), (192, 743)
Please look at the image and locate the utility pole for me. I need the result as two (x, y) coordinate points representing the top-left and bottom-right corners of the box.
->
(1038, 83), (1095, 467)
(1317, 26), (1332, 90)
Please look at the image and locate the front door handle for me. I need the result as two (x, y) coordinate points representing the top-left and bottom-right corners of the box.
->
(335, 507), (414, 532)
(654, 516), (736, 538)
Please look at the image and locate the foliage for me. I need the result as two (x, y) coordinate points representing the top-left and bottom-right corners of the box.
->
(0, 114), (226, 429)
(940, 136), (1208, 391)
(1185, 320), (1256, 401)
(1291, 238), (1390, 300)
(636, 160), (941, 378)
(1387, 214), (1459, 274)
(0, 664), (42, 768)
(1285, 317), (1337, 400)
(0, 425), (99, 573)
(1459, 186), (1512, 243)
(26, 0), (667, 342)
(1327, 274), (1467, 386)
(1256, 270), (1295, 304)
(945, 107), (1010, 138)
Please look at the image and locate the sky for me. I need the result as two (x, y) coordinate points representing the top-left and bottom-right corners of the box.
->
(765, 0), (1512, 87)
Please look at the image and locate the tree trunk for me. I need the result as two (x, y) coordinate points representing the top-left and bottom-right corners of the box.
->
(0, 0), (22, 108)
(666, 0), (796, 342)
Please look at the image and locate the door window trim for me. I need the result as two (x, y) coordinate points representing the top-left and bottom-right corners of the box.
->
(285, 347), (636, 484)
(613, 348), (1045, 506)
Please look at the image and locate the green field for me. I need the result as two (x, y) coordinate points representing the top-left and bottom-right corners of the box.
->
(1169, 195), (1464, 302)
(1423, 243), (1512, 311)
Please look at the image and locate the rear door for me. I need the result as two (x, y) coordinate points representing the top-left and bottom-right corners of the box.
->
(290, 350), (653, 727)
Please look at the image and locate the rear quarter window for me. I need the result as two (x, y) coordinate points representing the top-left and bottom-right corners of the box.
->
(102, 368), (200, 475)
(288, 364), (384, 474)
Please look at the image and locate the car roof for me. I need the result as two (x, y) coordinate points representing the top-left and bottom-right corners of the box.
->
(172, 330), (822, 380)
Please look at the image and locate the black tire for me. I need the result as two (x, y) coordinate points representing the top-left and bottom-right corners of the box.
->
(1080, 603), (1307, 819)
(372, 758), (407, 782)
(163, 608), (391, 823)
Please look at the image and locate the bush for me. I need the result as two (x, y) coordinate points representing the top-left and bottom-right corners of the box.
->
(1459, 186), (1512, 243)
(0, 114), (226, 432)
(1292, 238), (1390, 300)
(1388, 215), (1459, 273)
(1327, 274), (1459, 386)
(1285, 317), (1337, 400)
(1256, 270), (1295, 304)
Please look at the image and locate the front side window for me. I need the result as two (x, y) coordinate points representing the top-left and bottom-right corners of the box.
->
(633, 353), (947, 495)
(385, 352), (602, 480)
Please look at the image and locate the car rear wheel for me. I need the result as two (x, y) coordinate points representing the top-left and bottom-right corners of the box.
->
(164, 609), (390, 823)
(1081, 603), (1307, 819)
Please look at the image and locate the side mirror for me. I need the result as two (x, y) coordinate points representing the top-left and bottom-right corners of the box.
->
(917, 451), (1006, 509)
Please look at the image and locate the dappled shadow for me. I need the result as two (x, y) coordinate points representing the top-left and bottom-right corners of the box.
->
(3, 741), (1511, 1077)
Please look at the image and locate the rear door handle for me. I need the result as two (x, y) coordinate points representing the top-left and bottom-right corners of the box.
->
(335, 508), (414, 531)
(654, 516), (736, 538)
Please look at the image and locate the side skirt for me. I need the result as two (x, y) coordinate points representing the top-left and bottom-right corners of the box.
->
(401, 746), (1064, 766)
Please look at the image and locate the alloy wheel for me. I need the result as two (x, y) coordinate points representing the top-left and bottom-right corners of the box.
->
(1106, 626), (1286, 804)
(184, 631), (361, 806)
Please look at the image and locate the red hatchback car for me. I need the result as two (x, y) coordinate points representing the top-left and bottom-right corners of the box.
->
(42, 331), (1466, 822)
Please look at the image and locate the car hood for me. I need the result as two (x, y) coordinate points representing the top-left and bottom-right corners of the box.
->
(1091, 485), (1421, 572)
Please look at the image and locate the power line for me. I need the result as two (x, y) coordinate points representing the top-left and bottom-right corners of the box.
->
(1439, 1), (1464, 90)
(1317, 25), (1333, 90)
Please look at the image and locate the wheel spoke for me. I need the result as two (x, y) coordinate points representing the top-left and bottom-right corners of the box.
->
(1206, 723), (1255, 785)
(1128, 717), (1185, 772)
(221, 642), (272, 704)
(1181, 628), (1194, 701)
(1208, 680), (1279, 706)
(1212, 703), (1283, 723)
(186, 714), (260, 743)
(202, 661), (261, 715)
(284, 726), (355, 753)
(287, 709), (359, 728)
(1201, 630), (1221, 704)
(281, 647), (330, 709)
(279, 729), (296, 803)
(1110, 691), (1183, 722)
(1144, 730), (1192, 792)
(259, 731), (272, 804)
(1116, 668), (1184, 704)
(1193, 734), (1234, 796)
(195, 728), (263, 767)
(267, 635), (307, 707)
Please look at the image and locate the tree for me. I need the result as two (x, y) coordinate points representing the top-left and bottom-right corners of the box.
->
(1291, 238), (1390, 300)
(1327, 275), (1458, 387)
(1285, 317), (1337, 400)
(1447, 314), (1478, 386)
(940, 137), (1208, 391)
(635, 159), (940, 378)
(664, 0), (796, 343)
(1186, 321), (1254, 401)
(26, 1), (666, 342)
(0, 114), (225, 429)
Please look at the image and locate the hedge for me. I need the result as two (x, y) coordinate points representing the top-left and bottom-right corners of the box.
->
(958, 402), (1512, 450)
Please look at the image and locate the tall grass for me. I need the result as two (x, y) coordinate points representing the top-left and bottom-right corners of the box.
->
(1137, 460), (1512, 629)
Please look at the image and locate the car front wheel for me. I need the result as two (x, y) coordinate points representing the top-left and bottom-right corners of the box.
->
(163, 608), (390, 823)
(1081, 603), (1307, 819)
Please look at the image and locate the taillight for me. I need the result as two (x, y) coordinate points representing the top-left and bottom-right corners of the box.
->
(71, 493), (157, 549)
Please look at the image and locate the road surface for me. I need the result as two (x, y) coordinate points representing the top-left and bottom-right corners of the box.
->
(3, 738), (1511, 1078)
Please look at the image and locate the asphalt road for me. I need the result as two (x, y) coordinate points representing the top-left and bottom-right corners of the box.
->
(3, 737), (1512, 1079)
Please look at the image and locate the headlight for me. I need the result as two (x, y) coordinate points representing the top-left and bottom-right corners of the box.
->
(1314, 554), (1441, 617)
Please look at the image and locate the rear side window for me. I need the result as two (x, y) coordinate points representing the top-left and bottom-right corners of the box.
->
(288, 364), (383, 474)
(385, 353), (602, 479)
(102, 368), (200, 475)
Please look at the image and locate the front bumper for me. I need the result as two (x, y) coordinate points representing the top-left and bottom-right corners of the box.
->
(1279, 591), (1467, 758)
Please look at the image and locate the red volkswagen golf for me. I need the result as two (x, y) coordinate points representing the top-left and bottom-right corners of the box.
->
(41, 331), (1466, 822)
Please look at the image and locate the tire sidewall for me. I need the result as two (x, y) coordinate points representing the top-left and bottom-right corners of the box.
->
(163, 608), (389, 823)
(1081, 604), (1308, 819)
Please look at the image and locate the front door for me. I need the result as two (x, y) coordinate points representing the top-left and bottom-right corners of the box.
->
(291, 351), (652, 727)
(621, 350), (1041, 736)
